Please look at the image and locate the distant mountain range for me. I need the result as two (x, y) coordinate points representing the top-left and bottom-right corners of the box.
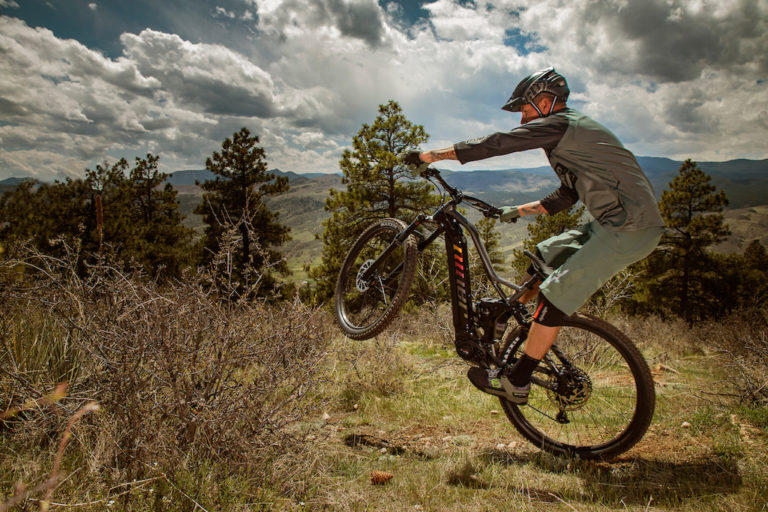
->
(164, 169), (328, 187)
(153, 156), (768, 209)
(3, 157), (766, 273)
(4, 157), (767, 206)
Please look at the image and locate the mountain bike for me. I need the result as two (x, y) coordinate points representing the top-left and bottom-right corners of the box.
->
(333, 167), (655, 460)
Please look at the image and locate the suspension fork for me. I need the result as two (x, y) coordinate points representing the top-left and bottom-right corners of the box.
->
(377, 224), (445, 290)
(359, 214), (438, 283)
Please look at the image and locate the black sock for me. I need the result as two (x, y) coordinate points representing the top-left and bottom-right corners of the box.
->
(508, 354), (540, 386)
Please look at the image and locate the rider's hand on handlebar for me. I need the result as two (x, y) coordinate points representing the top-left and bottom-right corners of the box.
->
(404, 150), (423, 166)
(404, 150), (429, 173)
(499, 206), (520, 223)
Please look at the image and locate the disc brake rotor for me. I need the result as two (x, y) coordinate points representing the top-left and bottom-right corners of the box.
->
(356, 259), (375, 292)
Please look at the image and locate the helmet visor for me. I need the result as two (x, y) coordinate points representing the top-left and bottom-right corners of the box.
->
(502, 95), (525, 112)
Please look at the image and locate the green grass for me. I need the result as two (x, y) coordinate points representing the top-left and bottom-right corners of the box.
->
(293, 325), (768, 511)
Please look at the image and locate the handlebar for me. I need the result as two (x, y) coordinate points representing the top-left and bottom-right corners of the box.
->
(420, 166), (504, 219)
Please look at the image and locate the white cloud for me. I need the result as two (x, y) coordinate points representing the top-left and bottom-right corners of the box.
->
(0, 0), (20, 7)
(0, 17), (340, 179)
(507, 0), (768, 161)
(0, 149), (90, 180)
(254, 0), (387, 48)
(424, 0), (510, 42)
(214, 6), (235, 19)
(0, 0), (766, 181)
(120, 29), (283, 117)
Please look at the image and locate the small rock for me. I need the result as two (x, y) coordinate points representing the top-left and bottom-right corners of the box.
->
(353, 403), (359, 410)
(489, 410), (499, 415)
(495, 443), (506, 451)
(681, 421), (691, 428)
(379, 447), (388, 454)
(507, 441), (518, 449)
(322, 412), (331, 421)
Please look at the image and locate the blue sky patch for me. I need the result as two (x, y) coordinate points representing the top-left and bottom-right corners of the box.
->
(503, 27), (545, 54)
(379, 0), (430, 25)
(0, 0), (256, 58)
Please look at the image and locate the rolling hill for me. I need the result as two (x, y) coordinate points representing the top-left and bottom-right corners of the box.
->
(2, 157), (766, 274)
(166, 157), (767, 274)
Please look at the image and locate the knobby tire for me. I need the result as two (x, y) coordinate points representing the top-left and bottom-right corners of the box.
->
(334, 218), (418, 340)
(499, 312), (655, 460)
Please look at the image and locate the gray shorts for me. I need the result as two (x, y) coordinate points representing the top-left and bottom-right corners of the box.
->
(537, 221), (663, 316)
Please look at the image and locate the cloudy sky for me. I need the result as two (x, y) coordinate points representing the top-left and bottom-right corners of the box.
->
(1, 0), (766, 181)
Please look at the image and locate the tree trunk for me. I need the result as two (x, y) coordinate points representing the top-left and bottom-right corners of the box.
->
(681, 249), (690, 324)
(388, 168), (396, 218)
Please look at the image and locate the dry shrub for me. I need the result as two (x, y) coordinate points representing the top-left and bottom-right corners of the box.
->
(695, 309), (768, 405)
(402, 300), (454, 348)
(610, 314), (703, 359)
(587, 269), (637, 318)
(330, 309), (431, 409)
(614, 308), (768, 405)
(0, 243), (333, 480)
(337, 329), (414, 406)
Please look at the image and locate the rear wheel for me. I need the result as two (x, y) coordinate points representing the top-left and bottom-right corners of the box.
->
(334, 218), (418, 340)
(499, 313), (655, 460)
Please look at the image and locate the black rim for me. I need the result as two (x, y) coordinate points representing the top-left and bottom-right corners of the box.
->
(337, 224), (409, 334)
(503, 318), (651, 456)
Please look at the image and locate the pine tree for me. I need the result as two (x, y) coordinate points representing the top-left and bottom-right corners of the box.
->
(0, 179), (48, 248)
(510, 205), (585, 278)
(0, 169), (114, 261)
(195, 128), (290, 292)
(85, 158), (132, 258)
(122, 154), (196, 278)
(310, 100), (440, 302)
(737, 240), (768, 309)
(0, 156), (195, 279)
(633, 159), (729, 322)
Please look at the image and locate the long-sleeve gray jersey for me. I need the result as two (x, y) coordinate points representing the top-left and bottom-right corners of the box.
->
(454, 109), (665, 231)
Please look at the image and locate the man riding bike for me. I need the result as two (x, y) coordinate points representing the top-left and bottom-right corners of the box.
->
(405, 67), (665, 405)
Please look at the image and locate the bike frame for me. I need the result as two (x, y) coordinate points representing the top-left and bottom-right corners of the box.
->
(361, 172), (542, 366)
(343, 168), (656, 447)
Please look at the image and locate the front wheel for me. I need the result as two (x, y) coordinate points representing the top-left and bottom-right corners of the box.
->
(334, 218), (418, 340)
(499, 313), (655, 460)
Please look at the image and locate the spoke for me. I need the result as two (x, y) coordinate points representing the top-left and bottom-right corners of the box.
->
(592, 393), (633, 424)
(515, 343), (639, 447)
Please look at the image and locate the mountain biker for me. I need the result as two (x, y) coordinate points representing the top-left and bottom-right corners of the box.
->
(405, 67), (665, 405)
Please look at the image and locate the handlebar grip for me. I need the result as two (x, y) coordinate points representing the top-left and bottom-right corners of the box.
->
(419, 166), (438, 179)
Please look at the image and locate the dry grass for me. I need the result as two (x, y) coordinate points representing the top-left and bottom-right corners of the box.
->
(293, 310), (768, 511)
(1, 244), (334, 509)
